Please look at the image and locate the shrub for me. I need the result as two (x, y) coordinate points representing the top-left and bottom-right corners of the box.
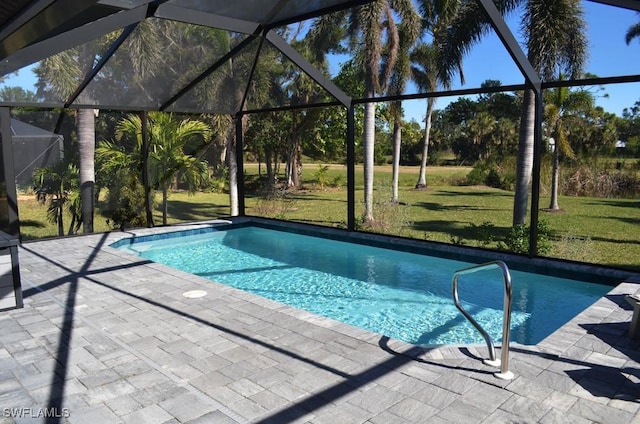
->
(102, 168), (148, 230)
(500, 219), (552, 255)
(468, 221), (496, 247)
(314, 165), (330, 190)
(465, 160), (514, 189)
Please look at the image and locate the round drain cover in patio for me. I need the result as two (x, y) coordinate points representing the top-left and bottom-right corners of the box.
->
(182, 290), (207, 298)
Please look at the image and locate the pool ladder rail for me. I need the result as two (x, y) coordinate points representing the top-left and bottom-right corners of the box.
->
(452, 260), (514, 380)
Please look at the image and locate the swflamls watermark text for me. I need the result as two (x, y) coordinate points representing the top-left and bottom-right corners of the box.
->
(3, 407), (70, 418)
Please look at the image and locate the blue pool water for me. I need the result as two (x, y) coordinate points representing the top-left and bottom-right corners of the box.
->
(113, 226), (612, 346)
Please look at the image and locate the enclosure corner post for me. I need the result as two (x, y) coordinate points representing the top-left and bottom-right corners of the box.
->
(236, 112), (246, 217)
(347, 104), (356, 231)
(529, 89), (543, 256)
(0, 107), (19, 238)
(139, 111), (154, 228)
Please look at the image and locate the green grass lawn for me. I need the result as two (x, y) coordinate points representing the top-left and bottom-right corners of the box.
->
(18, 163), (640, 271)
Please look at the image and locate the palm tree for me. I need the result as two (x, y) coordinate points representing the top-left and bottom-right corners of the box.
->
(99, 112), (212, 226)
(388, 12), (421, 203)
(33, 162), (81, 236)
(544, 81), (593, 211)
(443, 0), (587, 226)
(626, 13), (640, 45)
(346, 0), (419, 222)
(412, 0), (463, 189)
(133, 112), (211, 226)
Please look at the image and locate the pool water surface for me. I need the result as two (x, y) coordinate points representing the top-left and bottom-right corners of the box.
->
(113, 226), (612, 346)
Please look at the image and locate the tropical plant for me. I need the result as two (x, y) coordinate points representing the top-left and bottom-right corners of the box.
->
(97, 112), (212, 226)
(32, 162), (81, 236)
(543, 81), (593, 211)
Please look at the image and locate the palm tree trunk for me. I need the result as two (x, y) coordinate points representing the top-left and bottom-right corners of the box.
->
(416, 98), (435, 189)
(549, 141), (560, 210)
(363, 101), (376, 223)
(162, 184), (168, 226)
(57, 204), (64, 237)
(391, 117), (401, 203)
(227, 123), (239, 216)
(77, 108), (95, 233)
(513, 89), (535, 226)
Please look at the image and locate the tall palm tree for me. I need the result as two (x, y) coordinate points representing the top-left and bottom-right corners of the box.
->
(388, 11), (421, 203)
(412, 0), (463, 189)
(346, 0), (419, 222)
(516, 0), (587, 224)
(443, 0), (587, 226)
(35, 51), (94, 233)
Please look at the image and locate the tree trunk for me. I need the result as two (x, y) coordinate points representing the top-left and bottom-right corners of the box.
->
(77, 108), (95, 234)
(363, 101), (376, 223)
(227, 123), (239, 216)
(286, 141), (301, 189)
(549, 140), (560, 210)
(513, 89), (535, 226)
(162, 184), (168, 225)
(265, 148), (274, 190)
(57, 204), (64, 237)
(391, 117), (401, 203)
(416, 98), (435, 189)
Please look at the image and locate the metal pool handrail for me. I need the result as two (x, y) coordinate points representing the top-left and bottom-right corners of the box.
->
(452, 260), (514, 380)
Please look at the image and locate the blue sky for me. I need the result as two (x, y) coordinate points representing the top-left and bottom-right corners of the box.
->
(1, 1), (638, 126)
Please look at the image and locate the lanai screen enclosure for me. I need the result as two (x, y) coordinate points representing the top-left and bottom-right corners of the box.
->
(0, 0), (639, 260)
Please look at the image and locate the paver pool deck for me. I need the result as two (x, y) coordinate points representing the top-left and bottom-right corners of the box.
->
(1, 220), (640, 423)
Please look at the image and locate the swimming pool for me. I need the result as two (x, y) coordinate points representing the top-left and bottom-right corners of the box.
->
(113, 225), (612, 346)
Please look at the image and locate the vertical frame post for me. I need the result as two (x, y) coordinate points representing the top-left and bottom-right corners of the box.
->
(0, 107), (19, 238)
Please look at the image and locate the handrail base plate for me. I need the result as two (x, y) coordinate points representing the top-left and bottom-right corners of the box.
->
(494, 371), (514, 380)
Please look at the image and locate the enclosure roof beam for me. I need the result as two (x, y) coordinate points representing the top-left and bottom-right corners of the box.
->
(265, 30), (352, 108)
(587, 0), (640, 11)
(265, 0), (376, 29)
(153, 4), (260, 35)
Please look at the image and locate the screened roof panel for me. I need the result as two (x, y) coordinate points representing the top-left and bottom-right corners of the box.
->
(72, 19), (249, 110)
(244, 39), (335, 111)
(34, 29), (126, 105)
(165, 36), (261, 114)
